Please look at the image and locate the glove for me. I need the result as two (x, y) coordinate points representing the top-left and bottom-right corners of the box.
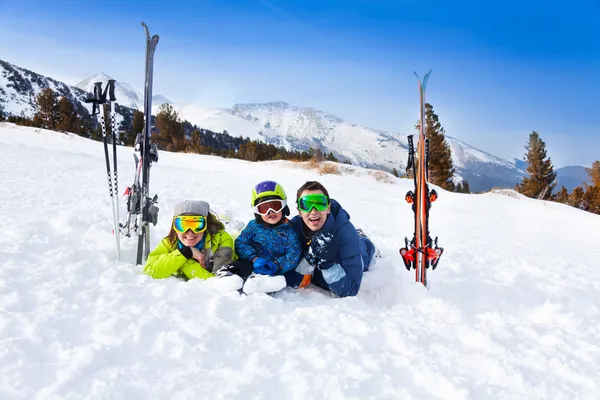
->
(309, 232), (338, 268)
(253, 257), (279, 276)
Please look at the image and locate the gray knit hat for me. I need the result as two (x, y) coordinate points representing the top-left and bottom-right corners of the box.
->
(173, 200), (210, 217)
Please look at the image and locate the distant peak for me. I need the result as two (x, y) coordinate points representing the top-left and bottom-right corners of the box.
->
(75, 73), (115, 88)
(232, 101), (291, 110)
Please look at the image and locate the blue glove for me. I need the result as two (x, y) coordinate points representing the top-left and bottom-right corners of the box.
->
(253, 257), (279, 276)
(309, 232), (339, 269)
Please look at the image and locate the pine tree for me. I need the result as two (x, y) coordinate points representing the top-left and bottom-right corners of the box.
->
(554, 186), (569, 204)
(0, 104), (5, 121)
(586, 160), (600, 187)
(56, 96), (78, 133)
(155, 103), (185, 151)
(569, 186), (585, 208)
(584, 185), (600, 214)
(326, 152), (338, 162)
(122, 110), (144, 146)
(391, 167), (399, 177)
(584, 160), (600, 213)
(416, 103), (455, 190)
(462, 180), (470, 193)
(33, 88), (59, 129)
(514, 131), (557, 200)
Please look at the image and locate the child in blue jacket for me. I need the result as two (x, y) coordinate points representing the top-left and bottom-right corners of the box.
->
(215, 180), (302, 294)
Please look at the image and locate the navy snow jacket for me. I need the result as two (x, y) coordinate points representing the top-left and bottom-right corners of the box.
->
(286, 199), (374, 297)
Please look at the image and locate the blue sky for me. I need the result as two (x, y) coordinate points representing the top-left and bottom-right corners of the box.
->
(1, 0), (599, 167)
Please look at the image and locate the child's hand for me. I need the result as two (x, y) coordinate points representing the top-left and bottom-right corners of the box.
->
(253, 257), (278, 276)
(191, 247), (206, 267)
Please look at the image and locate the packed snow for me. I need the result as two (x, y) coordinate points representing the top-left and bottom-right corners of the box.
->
(1, 122), (599, 400)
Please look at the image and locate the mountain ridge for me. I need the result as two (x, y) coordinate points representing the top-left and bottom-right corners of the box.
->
(2, 59), (584, 192)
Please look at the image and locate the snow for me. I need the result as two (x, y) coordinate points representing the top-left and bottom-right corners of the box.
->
(1, 122), (600, 399)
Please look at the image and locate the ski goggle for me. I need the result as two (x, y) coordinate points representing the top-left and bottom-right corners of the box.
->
(253, 199), (286, 216)
(297, 194), (329, 213)
(172, 215), (207, 233)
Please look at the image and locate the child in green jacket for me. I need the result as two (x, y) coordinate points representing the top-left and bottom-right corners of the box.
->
(143, 200), (235, 280)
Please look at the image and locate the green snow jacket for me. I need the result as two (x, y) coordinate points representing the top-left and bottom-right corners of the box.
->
(143, 229), (236, 280)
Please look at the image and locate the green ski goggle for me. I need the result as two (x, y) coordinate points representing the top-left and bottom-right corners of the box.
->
(297, 194), (329, 212)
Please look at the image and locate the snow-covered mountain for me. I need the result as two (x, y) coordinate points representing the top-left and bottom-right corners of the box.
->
(0, 59), (92, 121)
(219, 101), (526, 192)
(1, 59), (529, 191)
(446, 136), (527, 192)
(555, 165), (591, 191)
(75, 73), (171, 110)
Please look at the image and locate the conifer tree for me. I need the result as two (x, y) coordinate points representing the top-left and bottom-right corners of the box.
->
(33, 88), (59, 129)
(569, 186), (585, 208)
(122, 110), (144, 146)
(416, 103), (455, 190)
(586, 160), (600, 187)
(514, 131), (556, 200)
(462, 179), (470, 193)
(155, 103), (185, 151)
(56, 96), (78, 133)
(554, 186), (569, 204)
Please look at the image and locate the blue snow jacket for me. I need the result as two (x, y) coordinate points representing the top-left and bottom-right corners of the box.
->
(234, 218), (302, 275)
(286, 199), (375, 298)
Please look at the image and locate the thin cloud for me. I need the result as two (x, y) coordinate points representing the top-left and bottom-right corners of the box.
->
(253, 0), (334, 45)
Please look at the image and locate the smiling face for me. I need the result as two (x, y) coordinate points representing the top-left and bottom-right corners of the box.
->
(298, 189), (330, 232)
(176, 229), (204, 247)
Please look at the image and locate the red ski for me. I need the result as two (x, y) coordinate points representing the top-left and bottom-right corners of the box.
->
(399, 70), (443, 287)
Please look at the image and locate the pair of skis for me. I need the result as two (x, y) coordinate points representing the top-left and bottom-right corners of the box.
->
(87, 22), (160, 266)
(135, 22), (160, 266)
(400, 70), (444, 287)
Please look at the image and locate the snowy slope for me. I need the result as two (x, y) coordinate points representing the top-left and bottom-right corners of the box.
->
(1, 122), (599, 399)
(75, 73), (171, 110)
(447, 136), (526, 192)
(171, 102), (282, 143)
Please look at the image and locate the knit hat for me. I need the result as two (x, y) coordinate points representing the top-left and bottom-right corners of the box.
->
(173, 200), (210, 217)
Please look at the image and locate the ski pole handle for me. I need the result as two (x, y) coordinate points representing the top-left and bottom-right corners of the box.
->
(108, 79), (117, 102)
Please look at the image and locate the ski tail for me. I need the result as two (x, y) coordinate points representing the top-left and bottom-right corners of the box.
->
(399, 69), (443, 287)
